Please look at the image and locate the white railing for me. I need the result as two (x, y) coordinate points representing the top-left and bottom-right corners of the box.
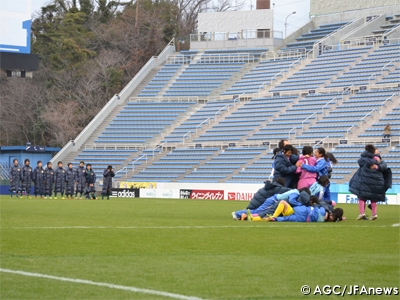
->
(129, 96), (199, 103)
(214, 104), (231, 121)
(261, 49), (307, 61)
(302, 112), (317, 130)
(152, 142), (166, 158)
(166, 54), (195, 65)
(196, 118), (210, 133)
(368, 73), (377, 85)
(132, 154), (148, 171)
(313, 136), (330, 147)
(340, 37), (400, 49)
(359, 109), (376, 129)
(115, 166), (129, 177)
(198, 53), (256, 64)
(259, 57), (302, 92)
(381, 60), (395, 72)
(182, 131), (192, 144)
(346, 125), (356, 138)
(379, 94), (395, 110)
(288, 127), (297, 140)
(322, 98), (338, 115)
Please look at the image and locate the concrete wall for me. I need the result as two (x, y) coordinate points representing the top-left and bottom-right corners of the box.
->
(198, 10), (273, 32)
(310, 0), (400, 16)
(312, 5), (400, 26)
(190, 37), (282, 50)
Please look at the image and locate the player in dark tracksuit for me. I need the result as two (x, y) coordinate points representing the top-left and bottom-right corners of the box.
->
(21, 158), (33, 198)
(54, 161), (66, 199)
(65, 163), (75, 199)
(32, 161), (45, 198)
(44, 162), (55, 199)
(75, 161), (86, 199)
(9, 159), (22, 197)
(101, 165), (115, 200)
(85, 164), (97, 200)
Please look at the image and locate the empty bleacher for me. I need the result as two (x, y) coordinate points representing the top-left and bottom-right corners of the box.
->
(221, 58), (298, 95)
(285, 22), (350, 50)
(296, 89), (398, 140)
(325, 43), (400, 88)
(138, 63), (183, 97)
(271, 47), (371, 92)
(56, 13), (400, 187)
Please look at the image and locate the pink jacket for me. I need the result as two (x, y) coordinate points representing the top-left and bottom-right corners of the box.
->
(296, 155), (317, 189)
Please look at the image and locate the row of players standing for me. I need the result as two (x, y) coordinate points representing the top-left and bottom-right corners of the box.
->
(9, 159), (115, 200)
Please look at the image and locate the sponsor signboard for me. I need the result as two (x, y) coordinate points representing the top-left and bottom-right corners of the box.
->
(337, 193), (398, 205)
(119, 182), (157, 189)
(140, 189), (180, 198)
(111, 188), (140, 198)
(226, 191), (255, 201)
(179, 189), (224, 200)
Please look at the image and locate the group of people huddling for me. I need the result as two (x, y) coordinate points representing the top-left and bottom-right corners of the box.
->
(9, 159), (115, 200)
(232, 140), (391, 222)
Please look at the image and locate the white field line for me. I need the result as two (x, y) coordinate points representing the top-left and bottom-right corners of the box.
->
(1, 225), (394, 229)
(392, 223), (400, 227)
(0, 268), (205, 300)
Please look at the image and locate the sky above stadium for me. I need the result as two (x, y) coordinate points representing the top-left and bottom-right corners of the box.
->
(31, 0), (311, 37)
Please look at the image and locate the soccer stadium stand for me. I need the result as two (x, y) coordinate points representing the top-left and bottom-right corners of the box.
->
(52, 12), (400, 187)
(284, 22), (350, 50)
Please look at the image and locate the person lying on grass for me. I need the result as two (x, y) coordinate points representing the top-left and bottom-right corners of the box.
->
(257, 199), (344, 222)
(232, 187), (312, 221)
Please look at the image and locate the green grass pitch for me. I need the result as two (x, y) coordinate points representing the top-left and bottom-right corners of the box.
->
(1, 195), (399, 299)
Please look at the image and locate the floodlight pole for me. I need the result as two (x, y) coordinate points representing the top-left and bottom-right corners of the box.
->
(285, 11), (296, 38)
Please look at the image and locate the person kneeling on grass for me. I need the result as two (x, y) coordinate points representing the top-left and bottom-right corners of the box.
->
(232, 188), (312, 221)
(246, 178), (291, 210)
(84, 164), (97, 200)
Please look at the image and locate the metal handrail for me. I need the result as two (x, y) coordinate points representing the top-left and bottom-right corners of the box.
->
(381, 60), (394, 72)
(197, 53), (255, 64)
(322, 97), (337, 115)
(313, 136), (329, 147)
(288, 127), (297, 141)
(114, 166), (129, 177)
(152, 142), (166, 158)
(259, 57), (302, 91)
(132, 154), (147, 171)
(368, 73), (376, 85)
(302, 112), (317, 130)
(214, 104), (230, 121)
(346, 125), (356, 138)
(379, 94), (395, 110)
(196, 118), (210, 133)
(182, 131), (192, 144)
